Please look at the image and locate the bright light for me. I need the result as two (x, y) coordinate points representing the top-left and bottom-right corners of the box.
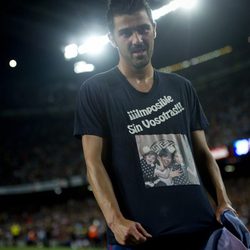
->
(181, 0), (198, 10)
(54, 187), (62, 195)
(78, 35), (109, 55)
(64, 43), (78, 59)
(64, 0), (200, 59)
(210, 146), (229, 160)
(74, 61), (95, 74)
(87, 185), (93, 191)
(233, 139), (249, 156)
(152, 0), (198, 20)
(224, 165), (235, 173)
(159, 46), (232, 73)
(9, 59), (17, 68)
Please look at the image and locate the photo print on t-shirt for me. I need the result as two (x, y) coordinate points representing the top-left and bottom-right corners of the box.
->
(135, 134), (200, 188)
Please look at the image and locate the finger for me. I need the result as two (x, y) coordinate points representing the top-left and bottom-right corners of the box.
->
(126, 236), (143, 246)
(129, 226), (148, 244)
(135, 223), (152, 238)
(225, 207), (239, 217)
(133, 230), (147, 242)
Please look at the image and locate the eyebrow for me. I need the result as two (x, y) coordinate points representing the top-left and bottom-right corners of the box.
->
(118, 24), (151, 35)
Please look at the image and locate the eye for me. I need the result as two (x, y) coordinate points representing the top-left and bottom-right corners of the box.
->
(137, 25), (151, 35)
(120, 29), (132, 38)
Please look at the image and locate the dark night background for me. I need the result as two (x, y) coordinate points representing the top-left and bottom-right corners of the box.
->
(0, 0), (249, 247)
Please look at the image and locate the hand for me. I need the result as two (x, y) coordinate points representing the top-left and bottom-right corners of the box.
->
(157, 156), (164, 170)
(215, 202), (238, 224)
(110, 217), (152, 246)
(145, 181), (154, 187)
(170, 169), (182, 178)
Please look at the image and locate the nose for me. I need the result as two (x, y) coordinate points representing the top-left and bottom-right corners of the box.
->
(131, 31), (143, 44)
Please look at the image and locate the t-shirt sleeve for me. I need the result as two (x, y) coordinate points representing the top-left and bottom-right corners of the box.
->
(73, 80), (108, 138)
(187, 81), (209, 131)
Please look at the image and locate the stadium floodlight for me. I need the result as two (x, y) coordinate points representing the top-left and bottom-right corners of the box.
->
(9, 59), (17, 68)
(233, 139), (250, 156)
(78, 35), (109, 55)
(63, 0), (200, 63)
(64, 43), (78, 59)
(180, 0), (198, 10)
(152, 0), (198, 20)
(74, 61), (95, 74)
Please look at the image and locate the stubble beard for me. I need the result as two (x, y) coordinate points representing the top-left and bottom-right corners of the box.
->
(133, 57), (150, 69)
(131, 49), (152, 69)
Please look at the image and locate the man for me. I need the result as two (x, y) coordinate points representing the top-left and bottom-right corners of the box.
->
(74, 0), (236, 249)
(154, 148), (181, 186)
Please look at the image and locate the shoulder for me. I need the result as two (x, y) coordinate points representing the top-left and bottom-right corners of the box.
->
(79, 67), (118, 92)
(156, 70), (192, 87)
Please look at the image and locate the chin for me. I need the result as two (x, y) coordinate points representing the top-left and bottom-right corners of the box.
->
(133, 64), (147, 70)
(133, 59), (150, 69)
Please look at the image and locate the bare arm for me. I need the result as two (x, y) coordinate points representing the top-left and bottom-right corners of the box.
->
(191, 130), (237, 222)
(155, 167), (170, 178)
(155, 167), (181, 179)
(82, 135), (151, 245)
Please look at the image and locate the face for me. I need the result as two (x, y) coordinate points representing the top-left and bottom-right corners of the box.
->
(145, 153), (156, 166)
(174, 153), (183, 164)
(110, 9), (156, 70)
(160, 155), (172, 168)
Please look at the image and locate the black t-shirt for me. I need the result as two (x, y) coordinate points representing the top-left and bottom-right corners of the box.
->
(74, 67), (219, 244)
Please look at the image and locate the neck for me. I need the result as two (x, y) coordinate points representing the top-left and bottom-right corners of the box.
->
(117, 62), (155, 93)
(117, 62), (154, 83)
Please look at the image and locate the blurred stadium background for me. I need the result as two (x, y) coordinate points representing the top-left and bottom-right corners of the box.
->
(1, 0), (249, 249)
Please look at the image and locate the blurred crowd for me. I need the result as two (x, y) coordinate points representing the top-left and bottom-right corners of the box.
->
(0, 65), (249, 249)
(0, 177), (249, 248)
(0, 65), (249, 245)
(198, 78), (249, 148)
(1, 75), (249, 185)
(225, 178), (250, 228)
(0, 114), (84, 185)
(0, 198), (106, 248)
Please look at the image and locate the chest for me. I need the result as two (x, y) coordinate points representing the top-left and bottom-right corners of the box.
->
(102, 87), (190, 136)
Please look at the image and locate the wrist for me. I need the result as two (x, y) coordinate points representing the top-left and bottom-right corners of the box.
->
(216, 189), (231, 206)
(217, 197), (232, 207)
(107, 212), (124, 230)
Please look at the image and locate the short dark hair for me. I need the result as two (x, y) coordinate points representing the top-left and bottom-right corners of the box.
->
(106, 0), (154, 33)
(159, 148), (172, 158)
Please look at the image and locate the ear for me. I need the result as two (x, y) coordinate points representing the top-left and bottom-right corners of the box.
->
(153, 21), (157, 39)
(108, 32), (117, 48)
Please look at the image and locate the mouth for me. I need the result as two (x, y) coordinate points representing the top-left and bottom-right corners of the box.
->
(131, 48), (146, 56)
(130, 45), (147, 56)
